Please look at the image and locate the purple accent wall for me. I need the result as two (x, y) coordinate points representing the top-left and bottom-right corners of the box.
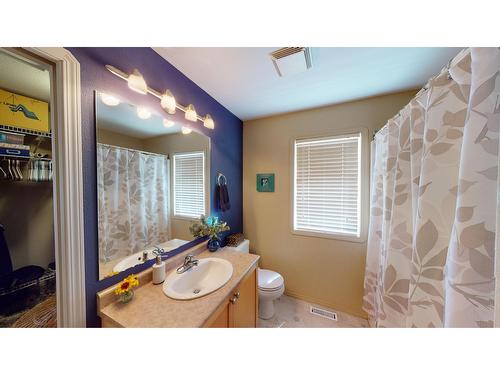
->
(67, 48), (243, 327)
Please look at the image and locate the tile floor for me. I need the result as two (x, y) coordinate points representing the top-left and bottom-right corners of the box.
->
(258, 295), (369, 328)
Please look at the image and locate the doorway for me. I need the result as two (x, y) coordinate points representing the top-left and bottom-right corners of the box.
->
(0, 49), (57, 326)
(0, 47), (85, 327)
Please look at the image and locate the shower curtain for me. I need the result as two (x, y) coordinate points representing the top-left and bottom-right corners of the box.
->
(363, 48), (500, 327)
(97, 144), (170, 263)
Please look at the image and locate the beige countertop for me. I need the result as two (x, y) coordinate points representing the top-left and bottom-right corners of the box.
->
(98, 246), (260, 327)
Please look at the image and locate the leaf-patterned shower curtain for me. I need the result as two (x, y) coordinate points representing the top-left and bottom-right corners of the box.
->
(363, 48), (500, 328)
(97, 144), (170, 264)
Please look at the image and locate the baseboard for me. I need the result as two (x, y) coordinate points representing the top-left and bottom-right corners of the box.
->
(284, 289), (368, 320)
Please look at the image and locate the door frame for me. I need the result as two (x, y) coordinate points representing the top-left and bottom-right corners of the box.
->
(24, 47), (86, 327)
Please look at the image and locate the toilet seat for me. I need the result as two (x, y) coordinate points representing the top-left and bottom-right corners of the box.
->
(258, 268), (284, 291)
(258, 284), (285, 296)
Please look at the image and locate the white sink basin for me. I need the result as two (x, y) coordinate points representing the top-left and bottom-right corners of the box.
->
(163, 258), (233, 300)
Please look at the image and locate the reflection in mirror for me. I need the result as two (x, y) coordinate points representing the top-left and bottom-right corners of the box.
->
(95, 91), (210, 280)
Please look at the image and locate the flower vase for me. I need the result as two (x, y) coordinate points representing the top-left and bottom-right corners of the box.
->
(119, 290), (134, 303)
(207, 237), (221, 252)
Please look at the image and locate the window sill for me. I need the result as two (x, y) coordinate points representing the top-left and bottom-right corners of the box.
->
(291, 228), (366, 243)
(173, 215), (201, 221)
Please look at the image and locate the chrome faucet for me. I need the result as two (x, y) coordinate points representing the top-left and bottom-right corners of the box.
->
(140, 245), (165, 263)
(176, 254), (199, 274)
(152, 245), (165, 256)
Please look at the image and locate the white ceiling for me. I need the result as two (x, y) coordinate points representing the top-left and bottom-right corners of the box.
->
(0, 50), (51, 102)
(153, 47), (463, 121)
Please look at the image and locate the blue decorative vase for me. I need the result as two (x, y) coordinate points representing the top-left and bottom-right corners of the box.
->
(207, 237), (221, 252)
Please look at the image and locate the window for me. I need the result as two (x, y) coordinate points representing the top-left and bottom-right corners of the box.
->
(293, 133), (362, 239)
(173, 151), (205, 218)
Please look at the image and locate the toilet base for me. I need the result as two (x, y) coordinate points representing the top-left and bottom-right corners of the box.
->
(259, 298), (275, 320)
(257, 271), (285, 320)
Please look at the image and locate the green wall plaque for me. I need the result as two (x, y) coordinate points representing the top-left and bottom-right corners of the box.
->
(256, 173), (275, 192)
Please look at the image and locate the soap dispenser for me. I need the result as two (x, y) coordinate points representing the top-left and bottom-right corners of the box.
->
(152, 255), (166, 284)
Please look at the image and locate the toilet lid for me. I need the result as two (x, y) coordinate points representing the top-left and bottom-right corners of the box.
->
(258, 269), (284, 291)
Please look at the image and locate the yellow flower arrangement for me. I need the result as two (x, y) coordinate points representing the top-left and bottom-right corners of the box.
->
(114, 274), (139, 300)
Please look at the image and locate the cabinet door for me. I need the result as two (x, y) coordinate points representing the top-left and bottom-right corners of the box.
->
(229, 268), (257, 328)
(206, 301), (230, 328)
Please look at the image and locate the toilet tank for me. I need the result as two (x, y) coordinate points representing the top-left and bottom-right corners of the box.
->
(225, 239), (250, 253)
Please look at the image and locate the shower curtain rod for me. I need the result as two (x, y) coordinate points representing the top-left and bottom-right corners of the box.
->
(413, 48), (469, 99)
(98, 142), (169, 159)
(372, 48), (470, 140)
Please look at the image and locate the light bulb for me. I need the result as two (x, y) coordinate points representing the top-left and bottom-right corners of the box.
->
(100, 93), (120, 106)
(127, 69), (148, 95)
(184, 104), (198, 122)
(181, 126), (192, 135)
(160, 90), (176, 114)
(137, 107), (151, 119)
(203, 114), (215, 129)
(163, 119), (174, 128)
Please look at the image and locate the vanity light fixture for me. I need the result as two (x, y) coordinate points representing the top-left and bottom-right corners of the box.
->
(185, 104), (197, 122)
(160, 90), (176, 114)
(105, 64), (216, 130)
(203, 114), (215, 129)
(181, 126), (192, 135)
(163, 119), (174, 128)
(127, 69), (148, 95)
(100, 93), (120, 106)
(137, 107), (152, 119)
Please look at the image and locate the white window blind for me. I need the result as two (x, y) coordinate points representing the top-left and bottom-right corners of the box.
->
(173, 151), (205, 218)
(294, 133), (361, 238)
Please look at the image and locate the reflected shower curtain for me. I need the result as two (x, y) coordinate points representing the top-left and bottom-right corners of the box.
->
(363, 48), (500, 327)
(97, 144), (170, 263)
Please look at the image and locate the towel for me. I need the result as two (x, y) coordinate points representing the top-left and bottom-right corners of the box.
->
(217, 183), (231, 212)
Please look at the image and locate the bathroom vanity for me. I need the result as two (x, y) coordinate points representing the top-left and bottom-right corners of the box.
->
(97, 241), (259, 328)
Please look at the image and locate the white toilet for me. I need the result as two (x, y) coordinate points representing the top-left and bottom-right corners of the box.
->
(226, 239), (284, 319)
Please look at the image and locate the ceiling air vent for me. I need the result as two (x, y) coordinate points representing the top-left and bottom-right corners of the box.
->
(270, 47), (313, 77)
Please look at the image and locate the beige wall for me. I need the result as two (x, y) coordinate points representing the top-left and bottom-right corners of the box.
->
(243, 90), (417, 317)
(97, 129), (144, 150)
(143, 131), (210, 240)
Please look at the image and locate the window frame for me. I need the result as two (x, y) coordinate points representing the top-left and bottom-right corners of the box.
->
(172, 150), (207, 220)
(290, 128), (369, 243)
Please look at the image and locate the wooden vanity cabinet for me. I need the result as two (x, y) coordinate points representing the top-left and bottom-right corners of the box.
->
(205, 266), (258, 328)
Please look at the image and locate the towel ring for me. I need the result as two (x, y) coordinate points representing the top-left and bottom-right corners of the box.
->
(217, 172), (227, 186)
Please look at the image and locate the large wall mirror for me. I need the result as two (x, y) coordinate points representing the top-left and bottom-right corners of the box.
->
(95, 91), (210, 279)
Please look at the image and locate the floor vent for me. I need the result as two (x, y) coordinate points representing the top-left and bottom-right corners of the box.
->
(310, 306), (338, 321)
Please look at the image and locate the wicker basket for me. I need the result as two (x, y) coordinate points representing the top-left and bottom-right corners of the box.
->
(225, 233), (245, 247)
(12, 295), (57, 328)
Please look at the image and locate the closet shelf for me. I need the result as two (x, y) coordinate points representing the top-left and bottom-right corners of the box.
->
(0, 154), (51, 161)
(0, 124), (52, 138)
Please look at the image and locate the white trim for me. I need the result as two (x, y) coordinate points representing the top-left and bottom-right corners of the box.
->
(289, 127), (369, 244)
(26, 48), (86, 327)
